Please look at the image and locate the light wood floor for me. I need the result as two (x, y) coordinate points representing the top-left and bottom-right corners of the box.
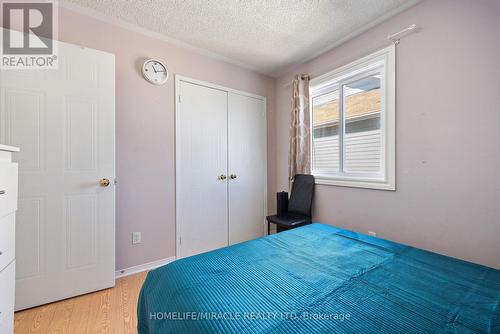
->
(14, 271), (147, 334)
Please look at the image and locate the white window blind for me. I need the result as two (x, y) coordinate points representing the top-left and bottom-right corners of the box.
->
(309, 45), (395, 190)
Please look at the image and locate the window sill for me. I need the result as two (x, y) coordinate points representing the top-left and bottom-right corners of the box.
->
(313, 174), (396, 191)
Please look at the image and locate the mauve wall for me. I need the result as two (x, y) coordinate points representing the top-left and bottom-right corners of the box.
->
(51, 7), (276, 270)
(275, 0), (500, 269)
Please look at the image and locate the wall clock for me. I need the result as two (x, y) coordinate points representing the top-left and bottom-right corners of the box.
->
(142, 59), (168, 85)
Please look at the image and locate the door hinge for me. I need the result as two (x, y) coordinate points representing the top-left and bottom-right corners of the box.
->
(178, 95), (181, 103)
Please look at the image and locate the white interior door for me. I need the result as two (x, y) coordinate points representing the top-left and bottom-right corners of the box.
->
(0, 39), (115, 310)
(176, 80), (228, 258)
(228, 93), (266, 244)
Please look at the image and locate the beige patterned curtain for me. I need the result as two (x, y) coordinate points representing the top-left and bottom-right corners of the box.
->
(288, 74), (310, 188)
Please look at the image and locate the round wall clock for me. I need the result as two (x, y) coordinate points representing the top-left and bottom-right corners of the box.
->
(142, 59), (168, 85)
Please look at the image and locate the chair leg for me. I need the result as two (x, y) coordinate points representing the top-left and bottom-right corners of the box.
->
(268, 222), (270, 235)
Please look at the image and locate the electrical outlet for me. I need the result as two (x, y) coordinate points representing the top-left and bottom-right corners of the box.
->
(368, 231), (377, 237)
(132, 232), (142, 244)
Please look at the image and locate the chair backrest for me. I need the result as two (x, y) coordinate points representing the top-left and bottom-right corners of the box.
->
(288, 174), (314, 217)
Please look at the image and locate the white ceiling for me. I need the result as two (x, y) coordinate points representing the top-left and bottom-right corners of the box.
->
(61, 0), (419, 77)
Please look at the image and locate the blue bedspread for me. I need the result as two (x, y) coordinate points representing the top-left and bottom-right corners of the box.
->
(138, 224), (500, 333)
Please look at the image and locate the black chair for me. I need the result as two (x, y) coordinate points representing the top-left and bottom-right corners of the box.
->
(266, 174), (314, 234)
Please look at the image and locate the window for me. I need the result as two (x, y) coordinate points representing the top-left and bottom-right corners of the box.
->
(310, 46), (395, 190)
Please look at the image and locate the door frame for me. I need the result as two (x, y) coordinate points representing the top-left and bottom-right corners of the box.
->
(174, 75), (267, 258)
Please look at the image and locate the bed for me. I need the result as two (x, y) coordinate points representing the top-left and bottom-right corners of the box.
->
(138, 224), (500, 333)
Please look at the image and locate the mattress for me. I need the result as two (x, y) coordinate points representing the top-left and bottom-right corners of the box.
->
(138, 224), (500, 333)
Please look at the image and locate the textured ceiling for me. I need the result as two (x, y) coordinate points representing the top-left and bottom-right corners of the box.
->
(61, 0), (419, 77)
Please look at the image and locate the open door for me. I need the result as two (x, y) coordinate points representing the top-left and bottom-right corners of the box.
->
(0, 37), (115, 310)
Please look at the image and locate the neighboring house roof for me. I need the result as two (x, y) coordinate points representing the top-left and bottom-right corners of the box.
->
(313, 89), (381, 127)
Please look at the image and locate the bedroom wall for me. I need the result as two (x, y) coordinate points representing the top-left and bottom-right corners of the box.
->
(12, 6), (277, 271)
(274, 0), (500, 269)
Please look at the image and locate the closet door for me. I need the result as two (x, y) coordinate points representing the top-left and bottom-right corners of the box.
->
(177, 81), (228, 258)
(228, 93), (266, 244)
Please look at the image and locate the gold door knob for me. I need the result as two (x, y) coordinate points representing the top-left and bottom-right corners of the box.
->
(229, 174), (237, 179)
(218, 174), (227, 180)
(99, 178), (110, 187)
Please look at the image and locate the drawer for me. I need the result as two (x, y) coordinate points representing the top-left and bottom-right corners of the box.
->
(0, 261), (15, 334)
(0, 214), (15, 272)
(0, 163), (18, 218)
(0, 308), (13, 334)
(0, 150), (13, 163)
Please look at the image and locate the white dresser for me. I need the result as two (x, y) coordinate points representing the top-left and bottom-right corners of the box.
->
(0, 145), (19, 334)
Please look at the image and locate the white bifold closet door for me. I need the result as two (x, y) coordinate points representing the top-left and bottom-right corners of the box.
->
(176, 78), (266, 258)
(228, 93), (266, 244)
(176, 81), (229, 257)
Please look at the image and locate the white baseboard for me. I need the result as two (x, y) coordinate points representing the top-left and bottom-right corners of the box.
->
(115, 256), (176, 279)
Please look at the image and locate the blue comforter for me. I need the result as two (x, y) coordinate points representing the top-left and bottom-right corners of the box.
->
(138, 224), (500, 333)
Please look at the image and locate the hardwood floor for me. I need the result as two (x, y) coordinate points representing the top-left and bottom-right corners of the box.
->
(14, 272), (147, 334)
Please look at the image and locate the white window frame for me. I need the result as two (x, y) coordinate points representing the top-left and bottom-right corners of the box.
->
(309, 45), (396, 191)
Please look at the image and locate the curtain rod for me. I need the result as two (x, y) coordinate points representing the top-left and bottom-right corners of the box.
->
(282, 23), (419, 87)
(387, 24), (417, 45)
